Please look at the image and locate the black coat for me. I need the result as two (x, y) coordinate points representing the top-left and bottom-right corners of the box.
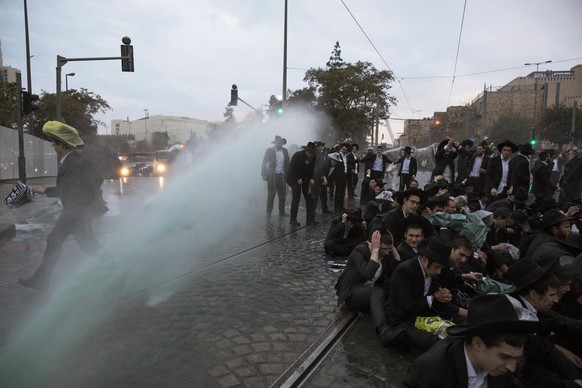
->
(431, 146), (458, 179)
(397, 156), (417, 177)
(387, 257), (459, 326)
(468, 153), (490, 193)
(335, 242), (390, 306)
(510, 154), (531, 193)
(485, 154), (513, 195)
(381, 207), (406, 246)
(286, 150), (315, 186)
(261, 146), (290, 178)
(531, 160), (557, 198)
(404, 337), (521, 387)
(361, 154), (392, 174)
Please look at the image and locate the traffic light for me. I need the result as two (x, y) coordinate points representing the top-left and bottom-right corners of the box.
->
(276, 100), (284, 114)
(230, 84), (238, 106)
(22, 91), (39, 115)
(121, 36), (134, 72)
(530, 127), (537, 146)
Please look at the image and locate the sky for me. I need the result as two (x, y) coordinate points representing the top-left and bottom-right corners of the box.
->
(1, 0), (581, 141)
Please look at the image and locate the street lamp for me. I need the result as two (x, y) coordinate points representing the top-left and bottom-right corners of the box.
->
(143, 109), (149, 148)
(65, 72), (75, 91)
(524, 60), (552, 126)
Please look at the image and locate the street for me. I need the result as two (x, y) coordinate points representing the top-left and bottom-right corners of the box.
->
(0, 172), (418, 387)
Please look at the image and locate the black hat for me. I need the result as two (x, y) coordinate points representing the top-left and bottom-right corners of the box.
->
(364, 201), (380, 218)
(302, 142), (316, 152)
(505, 258), (554, 294)
(346, 208), (364, 222)
(536, 253), (582, 284)
(401, 214), (434, 238)
(396, 188), (427, 205)
(314, 141), (325, 147)
(519, 143), (535, 156)
(541, 198), (558, 213)
(508, 188), (536, 206)
(272, 135), (287, 145)
(460, 139), (474, 148)
(402, 146), (414, 154)
(426, 195), (449, 207)
(512, 209), (532, 233)
(418, 236), (452, 266)
(497, 139), (518, 153)
(446, 294), (546, 337)
(541, 209), (575, 229)
(437, 139), (450, 151)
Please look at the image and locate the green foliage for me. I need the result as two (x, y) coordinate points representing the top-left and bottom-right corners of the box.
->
(489, 115), (531, 145)
(150, 131), (169, 151)
(541, 104), (582, 146)
(0, 82), (18, 128)
(300, 42), (396, 145)
(32, 88), (111, 138)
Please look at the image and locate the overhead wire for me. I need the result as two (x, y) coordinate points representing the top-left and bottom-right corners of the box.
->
(447, 0), (468, 107)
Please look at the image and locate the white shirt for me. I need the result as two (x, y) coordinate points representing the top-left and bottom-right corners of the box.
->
(418, 258), (433, 307)
(341, 152), (348, 173)
(497, 158), (510, 192)
(373, 155), (383, 171)
(402, 157), (411, 174)
(470, 155), (483, 177)
(274, 148), (285, 174)
(519, 295), (538, 318)
(552, 158), (559, 172)
(464, 343), (489, 388)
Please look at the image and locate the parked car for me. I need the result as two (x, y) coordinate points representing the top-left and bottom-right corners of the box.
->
(152, 150), (178, 176)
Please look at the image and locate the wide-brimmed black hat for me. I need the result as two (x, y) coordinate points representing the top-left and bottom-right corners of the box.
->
(272, 135), (287, 145)
(346, 208), (364, 222)
(402, 146), (414, 154)
(460, 139), (474, 148)
(505, 258), (554, 294)
(508, 188), (536, 206)
(519, 143), (535, 156)
(541, 198), (558, 213)
(447, 294), (546, 337)
(437, 139), (451, 151)
(396, 188), (427, 205)
(541, 209), (576, 229)
(536, 253), (582, 284)
(302, 142), (316, 152)
(418, 236), (452, 266)
(497, 139), (518, 152)
(314, 141), (325, 147)
(401, 214), (434, 238)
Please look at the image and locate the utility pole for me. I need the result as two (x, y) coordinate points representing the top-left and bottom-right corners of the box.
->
(16, 72), (26, 182)
(282, 0), (288, 102)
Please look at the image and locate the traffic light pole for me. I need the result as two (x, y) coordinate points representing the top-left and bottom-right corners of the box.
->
(16, 72), (26, 182)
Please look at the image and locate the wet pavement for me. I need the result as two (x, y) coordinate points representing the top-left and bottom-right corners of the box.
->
(0, 175), (419, 387)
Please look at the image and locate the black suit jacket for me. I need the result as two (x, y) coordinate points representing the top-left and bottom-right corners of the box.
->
(397, 156), (417, 177)
(531, 160), (557, 197)
(261, 146), (290, 178)
(286, 150), (315, 186)
(510, 154), (531, 193)
(362, 154), (392, 174)
(404, 337), (521, 387)
(468, 153), (490, 192)
(485, 154), (513, 194)
(387, 257), (459, 326)
(431, 146), (458, 179)
(45, 151), (102, 217)
(381, 207), (406, 246)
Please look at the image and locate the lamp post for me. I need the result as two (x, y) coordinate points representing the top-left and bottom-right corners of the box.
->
(143, 109), (149, 149)
(65, 72), (75, 91)
(524, 60), (552, 126)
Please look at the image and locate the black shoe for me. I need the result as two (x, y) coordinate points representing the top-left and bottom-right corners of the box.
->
(379, 326), (406, 347)
(289, 220), (301, 226)
(279, 212), (289, 217)
(18, 277), (42, 290)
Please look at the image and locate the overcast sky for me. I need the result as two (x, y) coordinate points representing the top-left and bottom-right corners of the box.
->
(2, 0), (581, 140)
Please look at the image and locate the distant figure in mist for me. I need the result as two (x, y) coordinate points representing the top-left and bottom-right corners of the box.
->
(261, 135), (290, 218)
(286, 142), (317, 226)
(19, 121), (104, 290)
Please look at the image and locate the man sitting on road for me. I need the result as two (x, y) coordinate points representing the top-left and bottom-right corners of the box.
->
(324, 208), (368, 257)
(334, 229), (401, 346)
(396, 214), (433, 262)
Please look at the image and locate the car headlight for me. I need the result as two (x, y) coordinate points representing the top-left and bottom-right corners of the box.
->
(120, 166), (131, 177)
(156, 163), (167, 173)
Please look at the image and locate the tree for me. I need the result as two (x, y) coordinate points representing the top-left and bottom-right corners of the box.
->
(300, 42), (396, 145)
(150, 131), (169, 151)
(31, 88), (111, 138)
(488, 115), (530, 145)
(541, 104), (582, 147)
(0, 82), (18, 129)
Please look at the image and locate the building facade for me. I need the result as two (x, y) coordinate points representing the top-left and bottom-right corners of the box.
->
(111, 115), (212, 145)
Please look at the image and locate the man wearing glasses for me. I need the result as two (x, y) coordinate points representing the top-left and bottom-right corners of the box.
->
(381, 188), (427, 246)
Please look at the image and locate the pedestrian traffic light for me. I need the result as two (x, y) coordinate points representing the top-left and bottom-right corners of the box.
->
(22, 91), (39, 115)
(230, 84), (238, 106)
(121, 36), (134, 72)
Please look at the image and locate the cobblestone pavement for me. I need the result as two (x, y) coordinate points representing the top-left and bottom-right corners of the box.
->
(0, 176), (415, 387)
